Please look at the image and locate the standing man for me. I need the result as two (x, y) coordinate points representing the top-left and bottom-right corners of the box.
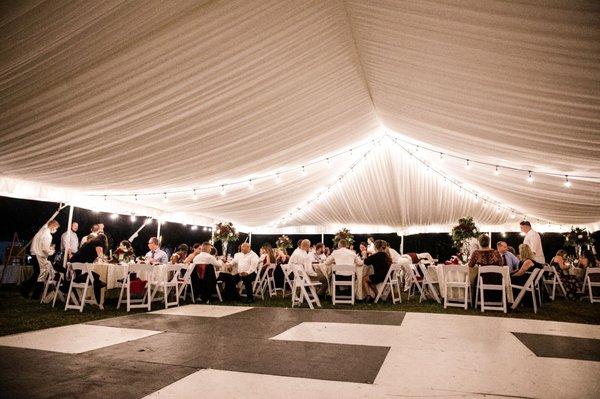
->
(60, 222), (79, 261)
(145, 237), (168, 264)
(21, 220), (60, 299)
(520, 221), (545, 264)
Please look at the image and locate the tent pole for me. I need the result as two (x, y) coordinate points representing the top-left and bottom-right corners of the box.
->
(249, 232), (252, 246)
(62, 204), (74, 271)
(128, 218), (150, 243)
(321, 233), (324, 244)
(400, 234), (404, 254)
(157, 220), (161, 243)
(489, 230), (493, 248)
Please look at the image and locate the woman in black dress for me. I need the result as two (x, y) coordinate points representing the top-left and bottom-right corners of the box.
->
(511, 243), (544, 286)
(362, 240), (392, 301)
(550, 249), (582, 300)
(69, 233), (108, 307)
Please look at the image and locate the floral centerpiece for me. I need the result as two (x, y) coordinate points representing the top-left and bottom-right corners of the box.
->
(112, 243), (135, 264)
(276, 235), (293, 250)
(451, 216), (480, 262)
(333, 228), (354, 247)
(213, 221), (239, 256)
(564, 227), (595, 257)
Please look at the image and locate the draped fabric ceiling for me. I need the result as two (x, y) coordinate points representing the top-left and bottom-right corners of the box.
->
(0, 0), (599, 234)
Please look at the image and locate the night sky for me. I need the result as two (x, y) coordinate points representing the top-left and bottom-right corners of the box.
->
(0, 196), (596, 262)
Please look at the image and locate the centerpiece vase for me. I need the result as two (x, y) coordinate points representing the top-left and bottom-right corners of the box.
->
(222, 240), (228, 258)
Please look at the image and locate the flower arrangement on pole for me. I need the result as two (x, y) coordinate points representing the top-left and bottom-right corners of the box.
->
(333, 228), (354, 247)
(564, 227), (595, 257)
(451, 216), (480, 262)
(276, 235), (293, 251)
(213, 221), (239, 256)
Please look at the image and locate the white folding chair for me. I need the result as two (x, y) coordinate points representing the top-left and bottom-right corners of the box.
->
(65, 263), (97, 312)
(374, 264), (402, 304)
(260, 263), (278, 297)
(290, 264), (321, 309)
(117, 264), (152, 311)
(40, 268), (65, 307)
(542, 265), (567, 300)
(332, 264), (356, 305)
(417, 261), (441, 303)
(533, 266), (546, 307)
(582, 267), (600, 303)
(443, 265), (470, 309)
(404, 263), (425, 301)
(476, 266), (507, 313)
(148, 264), (180, 309)
(177, 264), (196, 303)
(511, 269), (541, 313)
(280, 264), (295, 298)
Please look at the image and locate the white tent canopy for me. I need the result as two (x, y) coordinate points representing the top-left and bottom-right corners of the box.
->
(1, 0), (598, 233)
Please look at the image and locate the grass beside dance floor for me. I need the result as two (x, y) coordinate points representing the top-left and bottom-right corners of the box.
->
(1, 286), (599, 337)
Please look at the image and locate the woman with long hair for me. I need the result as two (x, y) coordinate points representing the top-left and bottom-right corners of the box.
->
(362, 240), (392, 302)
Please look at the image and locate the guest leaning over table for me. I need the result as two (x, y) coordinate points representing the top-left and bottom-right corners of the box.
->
(21, 219), (60, 300)
(228, 242), (260, 303)
(362, 240), (392, 302)
(145, 237), (168, 264)
(311, 243), (327, 263)
(183, 243), (201, 264)
(170, 244), (189, 264)
(550, 250), (582, 300)
(69, 233), (108, 309)
(579, 249), (598, 269)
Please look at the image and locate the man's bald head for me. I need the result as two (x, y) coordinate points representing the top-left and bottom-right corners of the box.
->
(241, 242), (250, 254)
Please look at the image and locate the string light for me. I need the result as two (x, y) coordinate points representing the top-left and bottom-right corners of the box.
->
(494, 166), (500, 176)
(134, 194), (138, 202)
(192, 189), (198, 200)
(275, 173), (281, 184)
(301, 166), (306, 176)
(130, 213), (136, 222)
(110, 213), (119, 220)
(527, 171), (534, 183)
(439, 152), (445, 163)
(220, 185), (226, 196)
(163, 192), (169, 203)
(563, 175), (571, 188)
(326, 158), (331, 168)
(474, 194), (479, 202)
(248, 179), (254, 190)
(191, 225), (198, 231)
(465, 159), (471, 170)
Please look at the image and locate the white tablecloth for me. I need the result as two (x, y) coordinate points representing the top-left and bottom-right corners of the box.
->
(316, 263), (367, 300)
(92, 263), (161, 306)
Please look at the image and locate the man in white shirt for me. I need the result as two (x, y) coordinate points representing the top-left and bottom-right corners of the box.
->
(60, 222), (79, 261)
(145, 237), (168, 264)
(192, 242), (224, 302)
(325, 239), (363, 267)
(21, 220), (60, 299)
(520, 221), (545, 263)
(289, 239), (328, 296)
(228, 242), (260, 303)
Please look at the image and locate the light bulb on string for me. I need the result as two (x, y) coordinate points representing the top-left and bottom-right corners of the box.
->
(192, 189), (198, 200)
(110, 213), (119, 220)
(563, 175), (571, 188)
(326, 158), (331, 168)
(220, 185), (226, 196)
(191, 225), (198, 231)
(474, 194), (479, 202)
(130, 213), (136, 222)
(527, 171), (534, 183)
(494, 166), (500, 176)
(301, 166), (306, 176)
(134, 194), (138, 202)
(465, 159), (471, 170)
(496, 205), (501, 213)
(163, 192), (169, 203)
(275, 173), (281, 184)
(104, 195), (108, 202)
(248, 179), (254, 190)
(438, 153), (445, 164)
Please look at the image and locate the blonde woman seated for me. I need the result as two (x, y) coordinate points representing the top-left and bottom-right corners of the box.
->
(550, 249), (582, 300)
(511, 243), (544, 286)
(258, 243), (276, 277)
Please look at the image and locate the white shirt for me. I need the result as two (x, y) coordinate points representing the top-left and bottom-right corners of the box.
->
(389, 248), (402, 264)
(60, 230), (79, 254)
(325, 248), (362, 266)
(289, 247), (317, 276)
(192, 252), (224, 269)
(311, 252), (327, 263)
(231, 251), (260, 274)
(145, 248), (168, 264)
(524, 229), (545, 264)
(31, 225), (54, 257)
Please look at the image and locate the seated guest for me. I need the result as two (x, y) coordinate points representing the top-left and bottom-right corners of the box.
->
(511, 243), (544, 286)
(145, 237), (168, 264)
(192, 242), (224, 302)
(289, 239), (328, 296)
(387, 244), (402, 264)
(507, 246), (517, 256)
(210, 246), (218, 257)
(550, 250), (582, 300)
(311, 243), (327, 263)
(467, 235), (503, 268)
(273, 248), (289, 289)
(170, 244), (189, 264)
(579, 250), (598, 269)
(496, 241), (519, 271)
(325, 239), (363, 266)
(362, 240), (392, 301)
(183, 243), (201, 264)
(359, 242), (369, 260)
(258, 243), (276, 279)
(324, 246), (331, 257)
(228, 242), (260, 303)
(69, 233), (108, 308)
(367, 237), (375, 255)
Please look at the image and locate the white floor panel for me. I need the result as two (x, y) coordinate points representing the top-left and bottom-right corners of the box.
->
(271, 322), (402, 347)
(0, 324), (160, 354)
(151, 304), (252, 318)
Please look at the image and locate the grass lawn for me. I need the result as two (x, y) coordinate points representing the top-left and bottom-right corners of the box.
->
(1, 286), (599, 337)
